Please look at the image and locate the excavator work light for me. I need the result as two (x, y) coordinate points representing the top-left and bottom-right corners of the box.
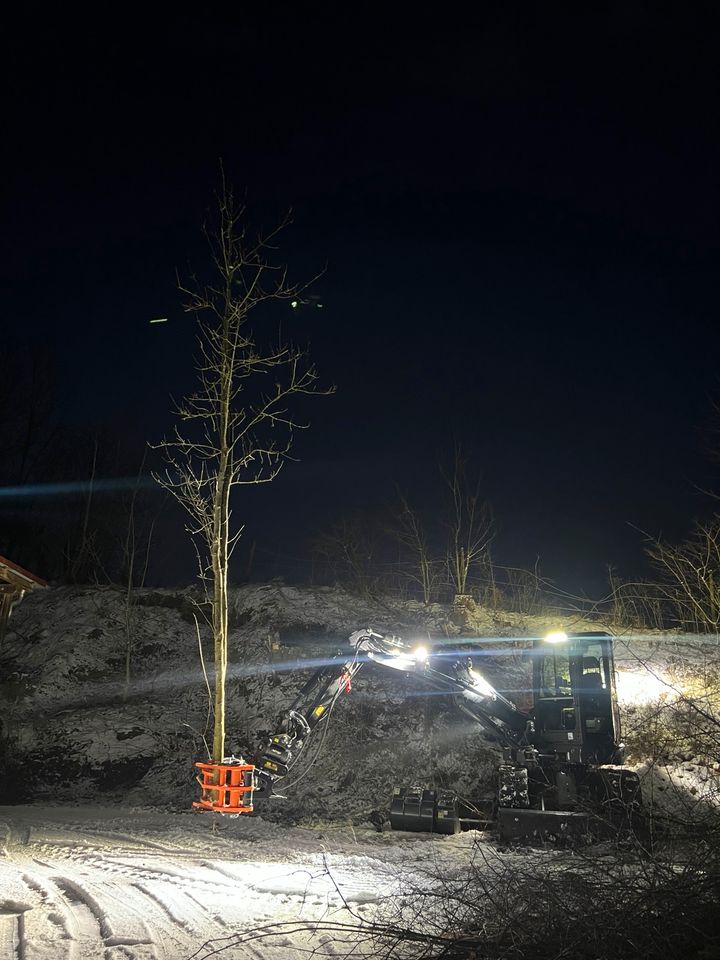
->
(468, 668), (496, 698)
(544, 631), (568, 644)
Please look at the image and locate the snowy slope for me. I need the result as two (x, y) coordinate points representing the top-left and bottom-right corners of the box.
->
(0, 583), (534, 818)
(1, 583), (719, 823)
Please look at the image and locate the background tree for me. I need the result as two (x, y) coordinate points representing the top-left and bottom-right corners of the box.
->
(312, 515), (378, 597)
(154, 184), (332, 762)
(442, 444), (494, 598)
(391, 491), (438, 604)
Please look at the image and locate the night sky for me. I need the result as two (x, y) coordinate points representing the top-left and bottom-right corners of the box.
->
(4, 6), (720, 595)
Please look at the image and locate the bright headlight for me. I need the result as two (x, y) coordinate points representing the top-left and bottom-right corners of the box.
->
(544, 631), (568, 644)
(413, 646), (428, 662)
(468, 668), (496, 698)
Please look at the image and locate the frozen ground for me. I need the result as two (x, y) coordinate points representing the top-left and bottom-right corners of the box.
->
(0, 803), (544, 960)
(2, 584), (720, 958)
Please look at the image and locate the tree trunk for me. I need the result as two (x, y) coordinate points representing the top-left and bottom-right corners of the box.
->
(211, 488), (229, 761)
(211, 371), (232, 761)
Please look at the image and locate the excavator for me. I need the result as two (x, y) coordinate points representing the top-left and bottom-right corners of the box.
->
(199, 628), (642, 840)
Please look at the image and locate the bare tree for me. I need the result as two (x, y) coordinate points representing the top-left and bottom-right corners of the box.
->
(442, 445), (494, 599)
(391, 491), (439, 604)
(154, 184), (332, 762)
(647, 517), (720, 633)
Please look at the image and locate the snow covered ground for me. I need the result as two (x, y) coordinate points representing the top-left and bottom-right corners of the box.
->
(2, 583), (720, 958)
(0, 803), (540, 960)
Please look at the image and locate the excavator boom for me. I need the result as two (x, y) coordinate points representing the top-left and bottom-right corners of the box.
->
(253, 628), (529, 801)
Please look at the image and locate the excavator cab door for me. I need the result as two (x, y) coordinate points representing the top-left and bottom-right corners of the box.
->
(531, 632), (620, 765)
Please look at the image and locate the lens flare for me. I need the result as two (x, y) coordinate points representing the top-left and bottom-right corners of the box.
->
(615, 669), (675, 705)
(0, 478), (157, 499)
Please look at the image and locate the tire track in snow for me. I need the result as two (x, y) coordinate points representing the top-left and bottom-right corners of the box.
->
(0, 891), (53, 960)
(16, 867), (75, 960)
(0, 848), (74, 960)
(0, 912), (23, 960)
(48, 864), (184, 960)
(22, 824), (216, 860)
(60, 875), (160, 956)
(50, 877), (110, 957)
(68, 856), (239, 930)
(131, 882), (201, 935)
(48, 876), (158, 960)
(28, 854), (221, 958)
(101, 856), (240, 891)
(0, 832), (33, 960)
(19, 875), (51, 901)
(3, 815), (406, 958)
(210, 858), (388, 908)
(130, 863), (235, 937)
(28, 842), (231, 868)
(70, 831), (178, 852)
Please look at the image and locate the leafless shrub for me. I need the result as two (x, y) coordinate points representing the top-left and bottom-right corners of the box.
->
(604, 566), (667, 632)
(646, 517), (720, 633)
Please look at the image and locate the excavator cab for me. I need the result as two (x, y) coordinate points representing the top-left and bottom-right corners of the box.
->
(530, 631), (622, 765)
(497, 631), (639, 840)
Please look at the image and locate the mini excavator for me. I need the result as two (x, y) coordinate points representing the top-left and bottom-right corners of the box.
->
(195, 629), (641, 840)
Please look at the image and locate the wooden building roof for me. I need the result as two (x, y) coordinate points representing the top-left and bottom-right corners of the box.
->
(0, 555), (48, 591)
(0, 555), (47, 644)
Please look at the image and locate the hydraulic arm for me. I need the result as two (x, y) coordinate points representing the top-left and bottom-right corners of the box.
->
(252, 651), (362, 798)
(253, 628), (531, 800)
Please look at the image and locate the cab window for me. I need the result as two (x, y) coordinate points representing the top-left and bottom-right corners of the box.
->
(540, 651), (571, 697)
(580, 641), (608, 692)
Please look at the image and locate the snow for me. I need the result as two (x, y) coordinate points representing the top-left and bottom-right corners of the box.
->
(0, 802), (524, 960)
